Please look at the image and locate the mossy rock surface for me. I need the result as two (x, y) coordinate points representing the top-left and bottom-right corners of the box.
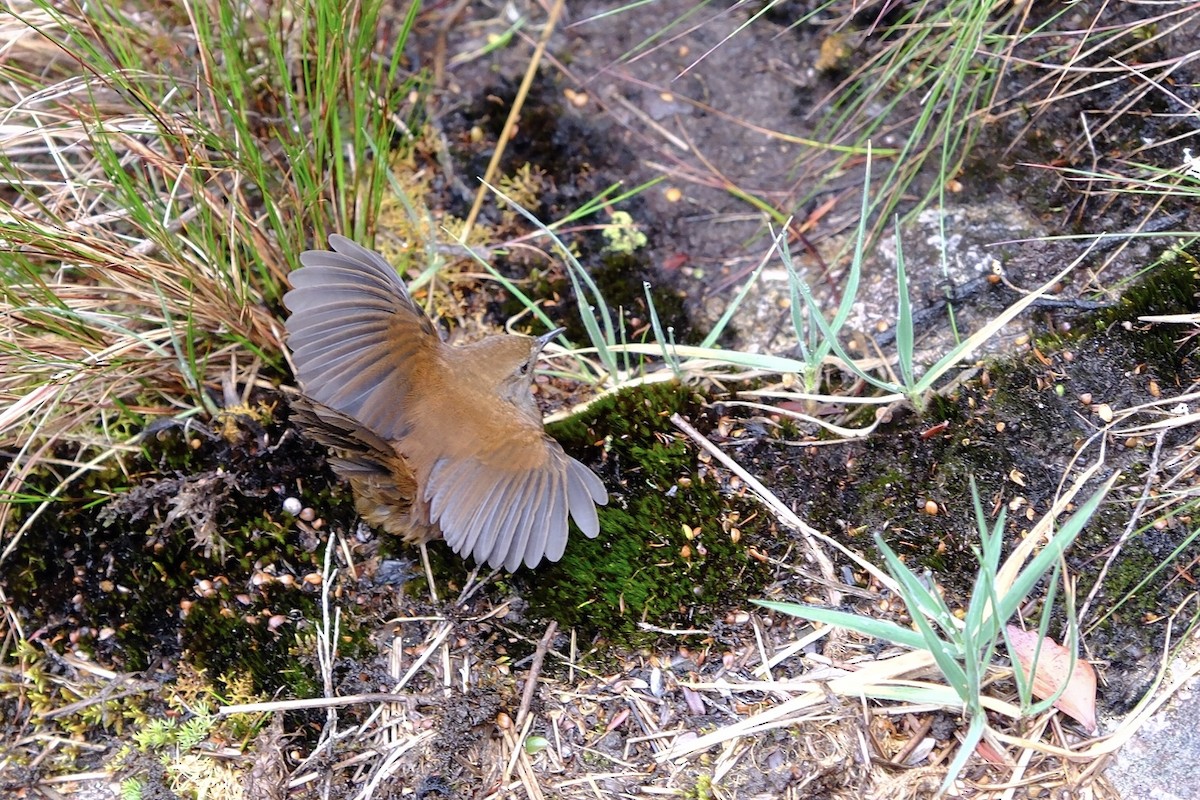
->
(3, 397), (346, 693)
(530, 381), (772, 645)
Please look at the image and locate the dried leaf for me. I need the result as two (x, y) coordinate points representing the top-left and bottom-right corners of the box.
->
(1006, 625), (1097, 732)
(606, 707), (630, 732)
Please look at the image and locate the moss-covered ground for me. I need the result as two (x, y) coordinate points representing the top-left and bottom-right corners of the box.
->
(5, 249), (1197, 735)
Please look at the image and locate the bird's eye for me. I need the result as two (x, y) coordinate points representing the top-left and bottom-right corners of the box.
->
(518, 361), (532, 376)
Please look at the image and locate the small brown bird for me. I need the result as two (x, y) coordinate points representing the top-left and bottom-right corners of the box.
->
(283, 235), (607, 571)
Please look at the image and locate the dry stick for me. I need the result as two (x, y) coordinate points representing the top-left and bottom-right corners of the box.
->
(395, 622), (454, 691)
(317, 533), (341, 799)
(890, 714), (934, 765)
(222, 632), (455, 718)
(460, 0), (565, 243)
(220, 693), (429, 716)
(569, 628), (577, 685)
(489, 620), (557, 800)
(419, 541), (439, 603)
(997, 713), (1052, 800)
(516, 620), (558, 731)
(498, 713), (543, 800)
(670, 413), (901, 603)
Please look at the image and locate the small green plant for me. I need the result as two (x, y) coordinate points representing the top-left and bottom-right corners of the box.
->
(776, 168), (873, 396)
(478, 164), (1090, 423)
(119, 778), (143, 800)
(131, 711), (217, 751)
(787, 209), (1093, 412)
(601, 210), (649, 254)
(757, 476), (1112, 795)
(111, 671), (268, 800)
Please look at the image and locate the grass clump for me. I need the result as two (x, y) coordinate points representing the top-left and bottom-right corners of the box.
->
(760, 476), (1112, 796)
(0, 0), (416, 555)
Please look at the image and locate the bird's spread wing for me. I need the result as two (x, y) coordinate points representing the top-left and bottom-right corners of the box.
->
(420, 435), (608, 571)
(284, 234), (436, 442)
(290, 396), (431, 540)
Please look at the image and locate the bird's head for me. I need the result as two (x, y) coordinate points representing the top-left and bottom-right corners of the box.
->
(460, 328), (565, 420)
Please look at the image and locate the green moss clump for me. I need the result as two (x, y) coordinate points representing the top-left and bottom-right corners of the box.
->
(1070, 252), (1200, 367)
(180, 590), (318, 696)
(1105, 250), (1199, 323)
(602, 210), (649, 254)
(592, 251), (691, 341)
(1, 397), (361, 695)
(507, 247), (692, 348)
(534, 381), (770, 645)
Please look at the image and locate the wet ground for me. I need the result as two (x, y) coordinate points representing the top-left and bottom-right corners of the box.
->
(426, 0), (1199, 352)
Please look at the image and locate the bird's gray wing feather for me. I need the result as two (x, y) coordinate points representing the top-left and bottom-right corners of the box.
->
(284, 234), (436, 441)
(426, 443), (607, 569)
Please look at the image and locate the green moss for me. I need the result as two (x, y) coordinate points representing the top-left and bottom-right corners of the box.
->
(174, 581), (313, 693)
(1, 396), (367, 695)
(532, 381), (770, 646)
(602, 210), (649, 254)
(1038, 251), (1200, 366)
(691, 773), (714, 800)
(508, 247), (693, 348)
(1105, 246), (1199, 322)
(1104, 256), (1198, 366)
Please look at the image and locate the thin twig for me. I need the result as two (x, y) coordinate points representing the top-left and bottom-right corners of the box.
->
(220, 692), (424, 716)
(461, 0), (565, 242)
(516, 620), (557, 731)
(420, 542), (439, 603)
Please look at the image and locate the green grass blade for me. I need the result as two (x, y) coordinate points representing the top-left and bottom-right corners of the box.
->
(643, 281), (682, 378)
(754, 600), (928, 650)
(997, 482), (1109, 622)
(894, 216), (916, 390)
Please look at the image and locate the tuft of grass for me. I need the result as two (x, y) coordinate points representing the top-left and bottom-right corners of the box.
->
(0, 0), (418, 558)
(795, 2), (1200, 249)
(480, 166), (1094, 425)
(758, 474), (1114, 795)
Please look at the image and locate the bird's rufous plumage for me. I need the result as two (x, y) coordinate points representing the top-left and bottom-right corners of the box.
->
(283, 235), (607, 571)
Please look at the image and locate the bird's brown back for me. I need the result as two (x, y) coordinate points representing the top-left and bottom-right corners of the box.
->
(287, 396), (433, 542)
(282, 235), (607, 570)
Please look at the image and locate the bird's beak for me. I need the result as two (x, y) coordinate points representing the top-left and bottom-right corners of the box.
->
(534, 327), (566, 352)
